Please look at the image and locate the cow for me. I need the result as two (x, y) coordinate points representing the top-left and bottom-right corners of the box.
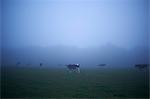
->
(16, 62), (21, 66)
(40, 63), (43, 67)
(97, 64), (106, 67)
(66, 64), (80, 73)
(135, 64), (149, 70)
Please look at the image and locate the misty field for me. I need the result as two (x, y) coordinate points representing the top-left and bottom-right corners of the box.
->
(1, 66), (149, 98)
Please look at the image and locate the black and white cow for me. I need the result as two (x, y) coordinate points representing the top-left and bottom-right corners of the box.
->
(66, 64), (80, 73)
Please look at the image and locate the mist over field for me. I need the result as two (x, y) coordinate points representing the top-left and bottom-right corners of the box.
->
(2, 45), (149, 68)
(2, 0), (149, 68)
(1, 0), (149, 98)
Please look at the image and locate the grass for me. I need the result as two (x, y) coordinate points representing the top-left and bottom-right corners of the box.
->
(1, 66), (149, 98)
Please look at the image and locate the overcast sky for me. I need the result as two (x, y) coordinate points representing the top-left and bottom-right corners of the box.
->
(2, 0), (149, 49)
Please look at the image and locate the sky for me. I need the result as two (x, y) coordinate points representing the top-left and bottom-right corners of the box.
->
(2, 0), (149, 49)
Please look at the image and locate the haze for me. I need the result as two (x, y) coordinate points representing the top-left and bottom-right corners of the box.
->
(1, 0), (149, 67)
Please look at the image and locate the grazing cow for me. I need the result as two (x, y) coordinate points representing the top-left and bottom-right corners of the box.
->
(16, 62), (21, 66)
(98, 64), (106, 66)
(40, 63), (43, 67)
(135, 64), (149, 70)
(66, 64), (80, 73)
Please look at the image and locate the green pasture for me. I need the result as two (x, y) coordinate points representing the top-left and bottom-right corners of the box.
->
(1, 66), (149, 98)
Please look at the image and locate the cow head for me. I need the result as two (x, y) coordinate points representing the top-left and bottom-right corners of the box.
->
(76, 64), (80, 67)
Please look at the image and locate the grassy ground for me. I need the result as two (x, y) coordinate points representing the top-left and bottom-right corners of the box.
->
(1, 66), (149, 98)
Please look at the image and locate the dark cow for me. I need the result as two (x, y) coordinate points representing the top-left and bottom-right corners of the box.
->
(66, 64), (80, 73)
(16, 62), (21, 66)
(135, 64), (149, 70)
(40, 63), (43, 67)
(98, 64), (106, 66)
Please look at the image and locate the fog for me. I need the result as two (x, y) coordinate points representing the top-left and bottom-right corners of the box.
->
(1, 0), (149, 68)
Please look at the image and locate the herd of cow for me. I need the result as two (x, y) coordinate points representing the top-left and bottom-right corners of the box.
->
(15, 62), (149, 73)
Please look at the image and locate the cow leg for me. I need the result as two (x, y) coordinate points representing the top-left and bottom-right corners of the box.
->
(68, 69), (72, 73)
(68, 69), (73, 73)
(69, 70), (72, 73)
(77, 68), (80, 73)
